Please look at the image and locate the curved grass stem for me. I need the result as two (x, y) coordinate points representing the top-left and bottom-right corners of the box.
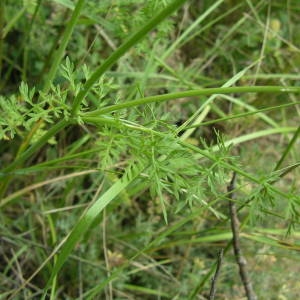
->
(71, 0), (188, 115)
(82, 86), (300, 117)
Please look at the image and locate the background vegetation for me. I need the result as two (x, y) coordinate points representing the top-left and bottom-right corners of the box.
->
(1, 0), (300, 299)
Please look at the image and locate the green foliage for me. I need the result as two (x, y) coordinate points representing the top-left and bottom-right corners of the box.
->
(1, 0), (300, 299)
(0, 82), (70, 143)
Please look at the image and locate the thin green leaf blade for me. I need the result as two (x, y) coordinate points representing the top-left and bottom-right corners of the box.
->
(45, 161), (145, 290)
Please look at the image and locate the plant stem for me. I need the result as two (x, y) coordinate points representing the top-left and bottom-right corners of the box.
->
(274, 125), (300, 170)
(0, 0), (85, 197)
(82, 86), (300, 116)
(183, 101), (300, 129)
(81, 113), (292, 191)
(209, 249), (224, 300)
(2, 7), (26, 39)
(0, 1), (4, 81)
(228, 173), (257, 300)
(0, 119), (70, 197)
(16, 0), (85, 157)
(43, 0), (85, 93)
(71, 0), (188, 115)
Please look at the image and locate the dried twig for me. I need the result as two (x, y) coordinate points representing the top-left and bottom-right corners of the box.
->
(228, 172), (257, 300)
(209, 249), (224, 300)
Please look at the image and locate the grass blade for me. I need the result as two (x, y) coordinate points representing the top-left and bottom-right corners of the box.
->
(43, 0), (85, 92)
(44, 161), (145, 291)
(71, 0), (188, 114)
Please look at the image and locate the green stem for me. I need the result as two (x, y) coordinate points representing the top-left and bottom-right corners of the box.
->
(82, 86), (300, 117)
(44, 161), (145, 292)
(181, 141), (292, 202)
(81, 115), (281, 191)
(2, 7), (26, 38)
(0, 1), (4, 80)
(274, 125), (300, 170)
(23, 0), (43, 82)
(184, 101), (300, 129)
(6, 119), (70, 173)
(71, 0), (188, 115)
(43, 0), (85, 93)
(15, 0), (84, 157)
(0, 119), (70, 196)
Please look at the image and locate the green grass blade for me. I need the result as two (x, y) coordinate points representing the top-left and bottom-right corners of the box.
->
(0, 170), (97, 208)
(179, 61), (259, 140)
(44, 161), (146, 292)
(0, 119), (70, 197)
(71, 0), (188, 115)
(209, 127), (298, 151)
(123, 284), (171, 298)
(53, 0), (74, 10)
(0, 148), (101, 176)
(82, 205), (208, 299)
(242, 232), (300, 250)
(0, 119), (70, 175)
(274, 125), (300, 170)
(183, 102), (300, 129)
(2, 7), (26, 38)
(162, 0), (225, 59)
(43, 0), (85, 92)
(219, 95), (279, 128)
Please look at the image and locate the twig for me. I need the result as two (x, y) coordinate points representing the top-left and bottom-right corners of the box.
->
(228, 172), (257, 300)
(209, 249), (224, 300)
